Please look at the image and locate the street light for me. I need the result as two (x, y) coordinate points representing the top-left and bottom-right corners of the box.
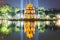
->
(55, 14), (60, 27)
(45, 15), (50, 25)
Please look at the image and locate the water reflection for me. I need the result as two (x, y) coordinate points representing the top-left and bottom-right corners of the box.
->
(0, 20), (60, 40)
(24, 21), (36, 38)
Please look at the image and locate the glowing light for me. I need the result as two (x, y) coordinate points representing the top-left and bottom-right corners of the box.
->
(24, 4), (36, 38)
(45, 21), (50, 25)
(21, 21), (23, 27)
(37, 14), (40, 18)
(55, 20), (60, 27)
(17, 21), (21, 26)
(53, 17), (56, 23)
(26, 33), (33, 38)
(8, 15), (12, 19)
(45, 15), (50, 25)
(26, 4), (33, 8)
(46, 15), (50, 19)
(20, 14), (24, 18)
(55, 14), (60, 27)
(24, 21), (36, 38)
(56, 14), (60, 18)
(15, 14), (20, 19)
(8, 21), (12, 25)
(24, 14), (30, 19)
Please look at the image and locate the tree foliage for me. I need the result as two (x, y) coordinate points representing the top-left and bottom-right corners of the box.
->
(0, 4), (20, 35)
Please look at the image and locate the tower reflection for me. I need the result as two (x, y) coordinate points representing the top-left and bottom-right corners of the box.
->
(24, 4), (36, 38)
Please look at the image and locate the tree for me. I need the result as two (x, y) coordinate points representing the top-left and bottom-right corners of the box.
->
(0, 4), (20, 35)
(37, 7), (46, 33)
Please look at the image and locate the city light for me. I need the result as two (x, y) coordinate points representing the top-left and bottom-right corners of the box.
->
(55, 20), (60, 27)
(56, 14), (60, 19)
(55, 14), (60, 27)
(45, 21), (50, 25)
(45, 15), (50, 25)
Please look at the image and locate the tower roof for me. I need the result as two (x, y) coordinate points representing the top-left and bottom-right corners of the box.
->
(26, 4), (33, 8)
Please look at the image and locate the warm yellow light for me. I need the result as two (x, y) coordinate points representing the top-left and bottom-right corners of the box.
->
(55, 14), (60, 27)
(24, 14), (31, 19)
(24, 4), (36, 38)
(24, 21), (36, 38)
(31, 27), (35, 34)
(24, 22), (30, 32)
(26, 33), (33, 38)
(31, 10), (35, 13)
(56, 14), (60, 18)
(46, 15), (50, 19)
(26, 4), (33, 8)
(55, 20), (60, 27)
(53, 17), (56, 24)
(45, 21), (50, 25)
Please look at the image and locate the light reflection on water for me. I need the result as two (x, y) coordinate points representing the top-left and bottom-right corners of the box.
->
(0, 20), (60, 40)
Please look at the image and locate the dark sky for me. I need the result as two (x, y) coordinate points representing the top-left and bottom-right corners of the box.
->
(4, 0), (60, 9)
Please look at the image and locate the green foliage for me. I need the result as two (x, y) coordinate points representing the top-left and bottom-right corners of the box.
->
(38, 21), (46, 33)
(0, 4), (14, 13)
(0, 4), (15, 17)
(38, 7), (46, 18)
(0, 27), (12, 35)
(0, 23), (20, 35)
(38, 7), (45, 11)
(0, 4), (20, 35)
(15, 27), (20, 32)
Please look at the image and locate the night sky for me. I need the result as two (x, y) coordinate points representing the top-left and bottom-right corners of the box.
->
(4, 0), (60, 9)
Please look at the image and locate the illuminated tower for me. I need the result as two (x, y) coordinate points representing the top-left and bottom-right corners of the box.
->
(24, 4), (36, 38)
(0, 0), (4, 7)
